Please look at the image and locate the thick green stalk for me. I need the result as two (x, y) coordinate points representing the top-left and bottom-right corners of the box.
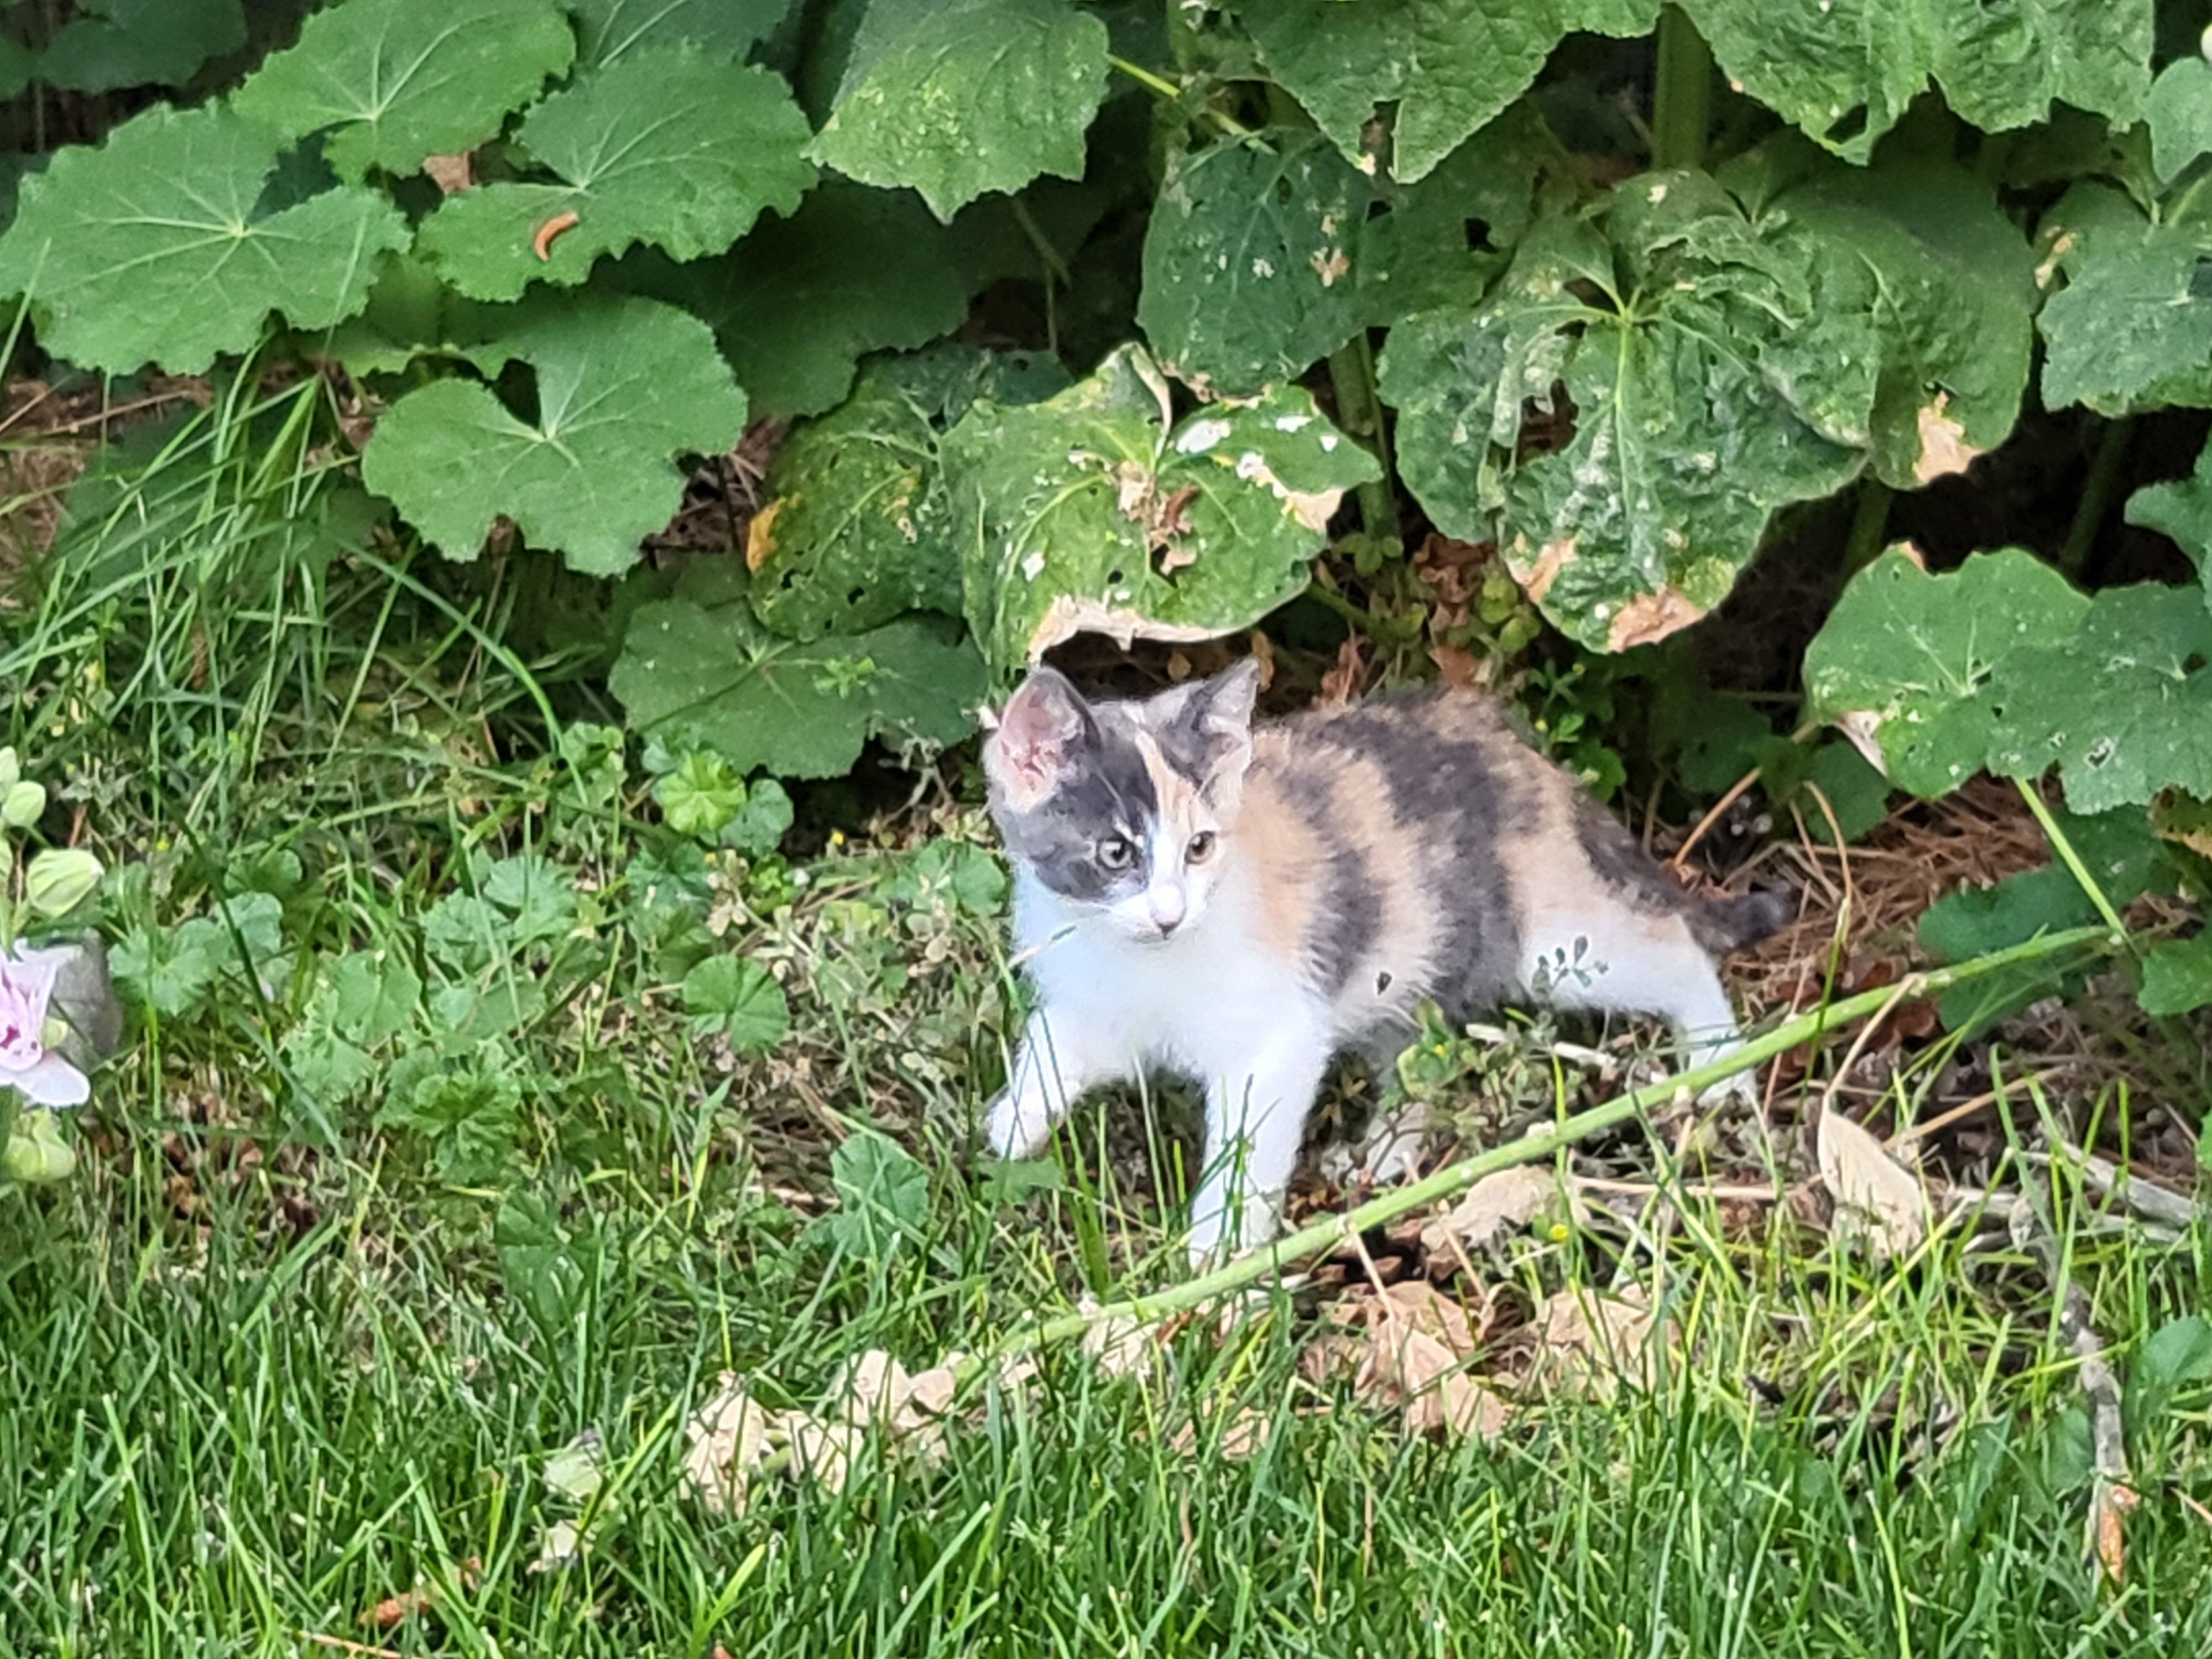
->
(1326, 331), (1401, 550)
(1842, 475), (1895, 575)
(2057, 417), (2132, 579)
(1652, 8), (1713, 171)
(977, 922), (2115, 1373)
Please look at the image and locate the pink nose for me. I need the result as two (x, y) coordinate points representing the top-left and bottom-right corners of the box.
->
(1149, 889), (1186, 934)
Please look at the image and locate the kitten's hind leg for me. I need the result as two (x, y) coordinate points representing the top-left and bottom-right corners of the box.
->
(1521, 907), (1754, 1105)
(1187, 1032), (1334, 1267)
(984, 1009), (1118, 1159)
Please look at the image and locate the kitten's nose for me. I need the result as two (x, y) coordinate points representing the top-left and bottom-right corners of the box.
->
(1149, 887), (1186, 935)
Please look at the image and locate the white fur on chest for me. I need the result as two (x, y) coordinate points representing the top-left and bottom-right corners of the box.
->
(1011, 868), (1311, 1084)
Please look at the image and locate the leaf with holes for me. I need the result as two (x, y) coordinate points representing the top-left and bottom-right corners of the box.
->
(606, 183), (968, 420)
(232, 0), (574, 183)
(1678, 0), (2151, 166)
(361, 294), (747, 574)
(2036, 184), (2212, 417)
(416, 43), (814, 301)
(1804, 548), (2089, 798)
(747, 348), (1068, 640)
(1985, 583), (2212, 814)
(609, 563), (988, 778)
(2126, 434), (2212, 609)
(946, 343), (1379, 675)
(1244, 0), (1658, 183)
(1139, 116), (1545, 396)
(0, 104), (408, 374)
(36, 0), (245, 93)
(808, 0), (1108, 220)
(1382, 174), (1866, 654)
(567, 0), (794, 66)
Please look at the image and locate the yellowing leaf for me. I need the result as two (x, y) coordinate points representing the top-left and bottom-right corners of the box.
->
(1817, 1107), (1929, 1262)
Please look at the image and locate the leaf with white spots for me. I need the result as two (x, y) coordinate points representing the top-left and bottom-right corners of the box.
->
(945, 343), (1379, 675)
(807, 0), (1108, 220)
(1803, 547), (2089, 798)
(1139, 114), (1547, 395)
(2036, 183), (2212, 418)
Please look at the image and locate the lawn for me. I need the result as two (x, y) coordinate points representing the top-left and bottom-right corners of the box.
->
(2, 383), (2209, 1659)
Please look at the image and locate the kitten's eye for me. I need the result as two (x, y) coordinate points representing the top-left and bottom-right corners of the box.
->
(1097, 835), (1135, 871)
(1186, 831), (1217, 863)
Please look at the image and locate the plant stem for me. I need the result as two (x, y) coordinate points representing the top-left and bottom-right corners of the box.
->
(1107, 55), (1253, 138)
(1302, 575), (1419, 646)
(974, 922), (2115, 1375)
(2057, 416), (2131, 580)
(1326, 331), (1401, 549)
(1842, 474), (1894, 575)
(1651, 8), (1713, 171)
(2013, 778), (2131, 941)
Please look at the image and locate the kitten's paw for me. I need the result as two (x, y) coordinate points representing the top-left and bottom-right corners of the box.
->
(982, 1090), (1053, 1160)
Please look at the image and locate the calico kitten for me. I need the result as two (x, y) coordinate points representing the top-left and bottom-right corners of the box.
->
(980, 659), (1789, 1265)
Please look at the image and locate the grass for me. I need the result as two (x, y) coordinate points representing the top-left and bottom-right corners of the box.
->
(2, 387), (2210, 1656)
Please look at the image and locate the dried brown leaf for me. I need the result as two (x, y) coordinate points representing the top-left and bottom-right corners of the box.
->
(1525, 1287), (1667, 1399)
(1817, 1107), (1928, 1262)
(1420, 1166), (1557, 1257)
(683, 1372), (773, 1515)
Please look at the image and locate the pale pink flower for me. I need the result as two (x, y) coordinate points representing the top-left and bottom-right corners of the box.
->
(0, 948), (90, 1108)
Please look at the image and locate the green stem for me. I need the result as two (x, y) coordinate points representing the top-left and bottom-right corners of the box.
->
(2013, 778), (2130, 941)
(1302, 576), (1418, 646)
(1326, 331), (1401, 550)
(972, 922), (2116, 1376)
(1651, 8), (1713, 171)
(2057, 417), (2131, 580)
(1842, 475), (1894, 575)
(1107, 55), (1253, 138)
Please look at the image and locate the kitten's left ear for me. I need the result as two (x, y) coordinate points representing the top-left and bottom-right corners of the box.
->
(1154, 658), (1260, 788)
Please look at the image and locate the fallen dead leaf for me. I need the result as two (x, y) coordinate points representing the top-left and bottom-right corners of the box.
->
(1080, 1296), (1165, 1380)
(363, 1559), (479, 1631)
(2093, 1480), (2140, 1586)
(1817, 1108), (1929, 1262)
(1355, 1282), (1508, 1439)
(1170, 1406), (1273, 1460)
(839, 1349), (959, 1464)
(1525, 1286), (1667, 1398)
(683, 1373), (774, 1516)
(1420, 1166), (1558, 1258)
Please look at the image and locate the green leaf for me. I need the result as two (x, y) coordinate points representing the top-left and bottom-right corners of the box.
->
(1796, 742), (1892, 846)
(2140, 935), (2212, 1017)
(807, 0), (1108, 220)
(1244, 0), (1659, 183)
(24, 848), (102, 917)
(568, 0), (794, 66)
(0, 104), (410, 374)
(2126, 430), (2212, 608)
(415, 44), (815, 301)
(746, 349), (1068, 640)
(37, 0), (245, 94)
(328, 949), (423, 1045)
(610, 563), (988, 778)
(482, 854), (580, 943)
(824, 1129), (930, 1259)
(724, 777), (794, 857)
(1803, 548), (2090, 799)
(607, 183), (969, 419)
(1678, 0), (2152, 165)
(680, 955), (790, 1051)
(654, 750), (749, 838)
(111, 922), (224, 1019)
(496, 1193), (589, 1337)
(378, 1060), (522, 1182)
(1722, 143), (2034, 490)
(1381, 175), (1865, 654)
(1985, 584), (2212, 814)
(0, 35), (33, 102)
(947, 343), (1378, 674)
(2036, 184), (2212, 417)
(2148, 57), (2212, 186)
(1138, 118), (1545, 397)
(361, 294), (748, 574)
(232, 0), (575, 184)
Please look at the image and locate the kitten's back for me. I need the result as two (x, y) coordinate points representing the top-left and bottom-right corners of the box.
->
(1233, 688), (1778, 1044)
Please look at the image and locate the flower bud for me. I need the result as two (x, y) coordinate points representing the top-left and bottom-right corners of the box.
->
(24, 848), (103, 917)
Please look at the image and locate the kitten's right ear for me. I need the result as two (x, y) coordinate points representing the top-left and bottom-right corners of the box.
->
(985, 667), (1093, 809)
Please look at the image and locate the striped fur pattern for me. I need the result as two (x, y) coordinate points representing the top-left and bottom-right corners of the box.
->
(982, 660), (1788, 1265)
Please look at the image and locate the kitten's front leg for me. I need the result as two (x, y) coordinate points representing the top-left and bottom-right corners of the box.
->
(983, 1008), (1115, 1160)
(1187, 1032), (1333, 1267)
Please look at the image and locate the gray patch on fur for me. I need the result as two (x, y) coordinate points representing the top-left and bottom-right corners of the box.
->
(992, 711), (1161, 905)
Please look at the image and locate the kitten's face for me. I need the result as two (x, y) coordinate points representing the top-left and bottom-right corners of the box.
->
(984, 661), (1260, 943)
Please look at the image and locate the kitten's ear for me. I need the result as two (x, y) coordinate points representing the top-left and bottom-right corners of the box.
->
(987, 667), (1093, 808)
(1154, 659), (1259, 796)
